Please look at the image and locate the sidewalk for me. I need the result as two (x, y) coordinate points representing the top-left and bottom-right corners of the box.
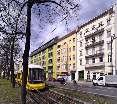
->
(76, 81), (92, 86)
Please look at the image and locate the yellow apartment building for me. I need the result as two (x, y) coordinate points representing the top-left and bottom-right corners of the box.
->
(56, 30), (77, 81)
(30, 37), (58, 79)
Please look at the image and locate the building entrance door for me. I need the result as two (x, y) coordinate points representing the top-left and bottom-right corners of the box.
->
(78, 71), (84, 80)
(71, 72), (75, 80)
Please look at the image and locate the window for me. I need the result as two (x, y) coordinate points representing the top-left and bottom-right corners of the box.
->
(99, 56), (103, 62)
(42, 50), (46, 54)
(48, 47), (53, 51)
(73, 63), (75, 69)
(107, 30), (111, 38)
(86, 49), (88, 55)
(73, 55), (75, 60)
(64, 42), (66, 45)
(48, 59), (53, 64)
(107, 42), (111, 50)
(85, 28), (89, 33)
(42, 55), (45, 60)
(57, 50), (60, 55)
(80, 50), (82, 56)
(57, 45), (61, 48)
(69, 47), (71, 52)
(92, 37), (95, 43)
(92, 58), (95, 63)
(92, 25), (96, 30)
(69, 40), (71, 43)
(80, 31), (82, 38)
(108, 54), (112, 62)
(73, 38), (75, 42)
(92, 48), (95, 55)
(69, 56), (71, 61)
(73, 46), (75, 51)
(57, 66), (60, 70)
(48, 52), (53, 58)
(99, 34), (102, 41)
(85, 39), (88, 45)
(80, 41), (82, 47)
(107, 18), (111, 26)
(80, 59), (82, 65)
(57, 57), (60, 62)
(86, 59), (89, 64)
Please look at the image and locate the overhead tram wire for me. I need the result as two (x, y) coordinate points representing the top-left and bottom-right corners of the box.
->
(50, 15), (68, 33)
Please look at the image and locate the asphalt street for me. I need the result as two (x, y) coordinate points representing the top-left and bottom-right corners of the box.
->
(48, 81), (117, 100)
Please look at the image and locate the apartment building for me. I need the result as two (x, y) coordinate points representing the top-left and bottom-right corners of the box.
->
(30, 37), (58, 79)
(56, 31), (77, 81)
(76, 5), (117, 81)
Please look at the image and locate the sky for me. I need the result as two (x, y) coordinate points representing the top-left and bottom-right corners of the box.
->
(30, 0), (116, 52)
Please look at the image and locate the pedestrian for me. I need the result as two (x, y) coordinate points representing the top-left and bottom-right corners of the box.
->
(73, 80), (77, 84)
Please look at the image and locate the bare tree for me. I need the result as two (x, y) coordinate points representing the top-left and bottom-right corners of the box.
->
(0, 0), (79, 103)
(21, 0), (79, 104)
(0, 0), (26, 87)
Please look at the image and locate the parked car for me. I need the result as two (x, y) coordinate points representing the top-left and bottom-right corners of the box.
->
(93, 75), (117, 87)
(56, 77), (66, 84)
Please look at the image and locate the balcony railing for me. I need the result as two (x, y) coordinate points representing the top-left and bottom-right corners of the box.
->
(85, 28), (104, 39)
(85, 40), (104, 49)
(85, 49), (104, 58)
(85, 62), (105, 69)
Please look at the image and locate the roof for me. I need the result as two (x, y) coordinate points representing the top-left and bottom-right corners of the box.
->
(30, 36), (59, 57)
(57, 30), (76, 42)
(17, 64), (44, 72)
(77, 7), (113, 30)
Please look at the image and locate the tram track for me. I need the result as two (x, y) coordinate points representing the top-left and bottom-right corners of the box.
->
(27, 89), (84, 104)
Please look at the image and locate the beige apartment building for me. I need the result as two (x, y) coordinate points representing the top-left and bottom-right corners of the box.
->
(56, 31), (77, 81)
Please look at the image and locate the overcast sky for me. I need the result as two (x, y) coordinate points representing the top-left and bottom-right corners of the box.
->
(30, 0), (116, 52)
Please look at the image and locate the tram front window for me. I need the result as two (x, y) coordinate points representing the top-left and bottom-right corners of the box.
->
(28, 68), (44, 83)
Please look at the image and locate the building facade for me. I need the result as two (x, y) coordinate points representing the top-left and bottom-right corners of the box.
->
(76, 5), (117, 81)
(56, 31), (77, 81)
(30, 37), (58, 79)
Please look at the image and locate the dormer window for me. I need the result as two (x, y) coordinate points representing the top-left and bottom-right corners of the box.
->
(92, 25), (96, 30)
(92, 37), (95, 43)
(80, 31), (82, 38)
(107, 18), (111, 26)
(85, 28), (89, 33)
(98, 21), (103, 27)
(107, 29), (111, 38)
(64, 42), (66, 45)
(57, 45), (61, 48)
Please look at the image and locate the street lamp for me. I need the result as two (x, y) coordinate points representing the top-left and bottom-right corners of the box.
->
(110, 34), (117, 75)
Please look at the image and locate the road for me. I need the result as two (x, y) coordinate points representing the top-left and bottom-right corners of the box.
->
(48, 81), (117, 100)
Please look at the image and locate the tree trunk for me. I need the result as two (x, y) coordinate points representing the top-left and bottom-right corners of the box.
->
(3, 71), (5, 79)
(10, 41), (15, 88)
(21, 1), (32, 104)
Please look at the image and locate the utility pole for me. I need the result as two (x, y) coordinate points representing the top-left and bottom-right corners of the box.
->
(110, 34), (117, 75)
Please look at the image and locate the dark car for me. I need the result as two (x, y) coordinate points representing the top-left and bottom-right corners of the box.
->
(56, 77), (65, 84)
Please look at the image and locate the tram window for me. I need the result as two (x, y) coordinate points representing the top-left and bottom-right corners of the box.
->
(29, 68), (44, 81)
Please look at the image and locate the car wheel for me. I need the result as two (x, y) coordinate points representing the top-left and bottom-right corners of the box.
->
(93, 83), (96, 86)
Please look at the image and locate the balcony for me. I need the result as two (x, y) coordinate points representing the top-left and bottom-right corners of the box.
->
(85, 49), (104, 58)
(85, 62), (105, 69)
(85, 40), (104, 49)
(85, 28), (104, 39)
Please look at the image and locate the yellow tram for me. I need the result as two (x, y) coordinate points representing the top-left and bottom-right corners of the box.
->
(16, 69), (22, 85)
(16, 64), (46, 91)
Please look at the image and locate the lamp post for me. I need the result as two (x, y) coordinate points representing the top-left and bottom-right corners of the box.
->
(110, 34), (117, 75)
